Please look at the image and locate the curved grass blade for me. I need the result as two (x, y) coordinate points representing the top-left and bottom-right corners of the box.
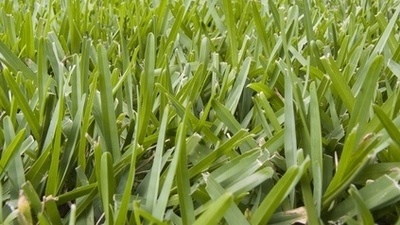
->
(251, 158), (310, 225)
(192, 192), (233, 225)
(3, 71), (40, 140)
(0, 128), (26, 177)
(0, 40), (36, 81)
(347, 55), (383, 141)
(349, 185), (374, 225)
(328, 174), (400, 220)
(204, 173), (250, 225)
(320, 56), (355, 113)
(373, 104), (400, 148)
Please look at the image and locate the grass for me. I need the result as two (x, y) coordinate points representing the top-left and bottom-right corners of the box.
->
(1, 0), (400, 224)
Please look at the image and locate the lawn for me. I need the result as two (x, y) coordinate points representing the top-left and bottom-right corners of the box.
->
(1, 0), (400, 224)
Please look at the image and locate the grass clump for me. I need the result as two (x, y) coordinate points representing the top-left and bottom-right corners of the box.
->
(1, 0), (400, 224)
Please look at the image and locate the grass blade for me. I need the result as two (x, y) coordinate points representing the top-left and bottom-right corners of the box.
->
(97, 44), (121, 159)
(0, 40), (36, 81)
(192, 192), (233, 225)
(309, 82), (323, 214)
(146, 106), (170, 215)
(349, 185), (374, 225)
(204, 173), (250, 225)
(3, 71), (40, 140)
(347, 55), (383, 141)
(99, 152), (115, 225)
(251, 158), (310, 225)
(176, 106), (195, 225)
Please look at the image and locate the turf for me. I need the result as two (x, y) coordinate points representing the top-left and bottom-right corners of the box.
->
(1, 0), (400, 224)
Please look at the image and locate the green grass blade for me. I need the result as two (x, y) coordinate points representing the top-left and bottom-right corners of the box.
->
(0, 128), (26, 178)
(283, 72), (297, 172)
(192, 192), (233, 225)
(349, 185), (374, 225)
(114, 144), (139, 225)
(99, 152), (115, 225)
(3, 72), (40, 140)
(0, 40), (36, 81)
(222, 0), (238, 67)
(153, 145), (180, 219)
(204, 173), (250, 225)
(146, 106), (170, 216)
(300, 173), (321, 225)
(176, 106), (195, 225)
(373, 104), (400, 148)
(59, 95), (85, 192)
(188, 129), (251, 178)
(42, 197), (62, 225)
(226, 167), (274, 194)
(211, 99), (258, 151)
(225, 57), (251, 113)
(251, 1), (271, 54)
(37, 37), (49, 124)
(372, 4), (400, 55)
(210, 150), (261, 184)
(347, 55), (383, 140)
(309, 82), (323, 214)
(137, 33), (156, 144)
(97, 44), (121, 159)
(329, 174), (400, 220)
(320, 56), (355, 113)
(45, 98), (64, 196)
(251, 158), (310, 225)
